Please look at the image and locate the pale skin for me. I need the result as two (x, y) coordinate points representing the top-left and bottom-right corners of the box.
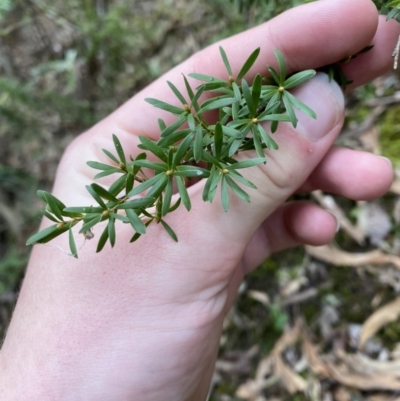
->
(1, 0), (399, 400)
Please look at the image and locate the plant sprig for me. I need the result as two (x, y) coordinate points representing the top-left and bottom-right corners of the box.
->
(27, 47), (319, 257)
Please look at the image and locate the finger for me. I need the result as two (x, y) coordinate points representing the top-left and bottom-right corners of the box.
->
(241, 201), (338, 273)
(297, 147), (393, 200)
(344, 16), (400, 91)
(97, 0), (380, 140)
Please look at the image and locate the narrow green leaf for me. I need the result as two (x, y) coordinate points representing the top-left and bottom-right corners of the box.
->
(110, 213), (130, 223)
(132, 159), (168, 172)
(117, 197), (155, 210)
(87, 161), (122, 173)
(257, 124), (279, 150)
(258, 113), (292, 123)
(221, 176), (230, 212)
(267, 66), (281, 86)
(187, 113), (195, 131)
(102, 148), (119, 164)
(93, 169), (123, 180)
(225, 157), (266, 170)
(225, 175), (250, 203)
(174, 165), (210, 178)
(274, 49), (287, 85)
(139, 136), (168, 162)
(194, 125), (203, 163)
(167, 81), (187, 105)
(241, 79), (254, 116)
(91, 183), (119, 203)
(252, 125), (265, 158)
(197, 97), (236, 114)
(283, 90), (317, 119)
(145, 98), (185, 115)
(284, 69), (316, 89)
(80, 214), (103, 234)
(147, 174), (168, 198)
(42, 210), (62, 223)
(126, 209), (147, 234)
(219, 46), (233, 76)
(128, 173), (166, 197)
(188, 73), (226, 83)
(109, 174), (128, 196)
(236, 47), (260, 82)
(85, 185), (107, 209)
(158, 118), (167, 131)
(282, 91), (298, 128)
(214, 122), (223, 160)
(160, 219), (178, 242)
(26, 224), (58, 245)
(108, 217), (116, 247)
(162, 177), (173, 216)
(96, 224), (109, 253)
(113, 134), (126, 166)
(175, 176), (191, 211)
(69, 226), (78, 258)
(63, 206), (103, 214)
(252, 74), (262, 112)
(227, 169), (257, 189)
(173, 132), (194, 167)
(160, 114), (187, 138)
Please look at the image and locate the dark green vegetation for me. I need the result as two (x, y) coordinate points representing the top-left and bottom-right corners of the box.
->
(1, 1), (400, 400)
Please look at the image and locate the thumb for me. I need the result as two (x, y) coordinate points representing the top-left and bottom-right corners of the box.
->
(184, 73), (345, 243)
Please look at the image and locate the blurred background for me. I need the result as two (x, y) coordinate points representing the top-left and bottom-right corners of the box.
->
(0, 1), (400, 400)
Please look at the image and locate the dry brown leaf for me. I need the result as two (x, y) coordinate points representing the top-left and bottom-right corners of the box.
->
(326, 361), (400, 391)
(312, 190), (365, 245)
(359, 297), (400, 349)
(305, 244), (400, 270)
(302, 331), (330, 377)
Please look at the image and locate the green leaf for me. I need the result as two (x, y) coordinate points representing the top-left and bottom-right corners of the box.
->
(252, 74), (262, 112)
(257, 124), (279, 150)
(128, 173), (166, 197)
(147, 174), (168, 198)
(113, 134), (127, 166)
(175, 176), (191, 211)
(274, 49), (286, 85)
(139, 136), (168, 162)
(219, 46), (233, 76)
(173, 132), (194, 167)
(174, 165), (210, 178)
(96, 224), (109, 253)
(145, 98), (185, 115)
(158, 118), (167, 131)
(102, 148), (120, 164)
(126, 209), (147, 234)
(267, 66), (281, 86)
(282, 91), (298, 127)
(162, 177), (173, 216)
(69, 226), (78, 258)
(160, 219), (178, 242)
(225, 175), (250, 203)
(225, 157), (266, 170)
(63, 206), (103, 214)
(221, 176), (230, 212)
(236, 47), (260, 82)
(86, 185), (107, 209)
(109, 174), (128, 196)
(87, 161), (122, 173)
(197, 97), (236, 114)
(80, 214), (103, 234)
(251, 126), (264, 158)
(126, 173), (134, 195)
(214, 122), (223, 160)
(160, 114), (187, 138)
(158, 128), (191, 147)
(227, 169), (257, 189)
(284, 69), (316, 89)
(241, 79), (254, 116)
(117, 197), (155, 210)
(38, 191), (66, 221)
(26, 224), (58, 245)
(132, 159), (168, 172)
(42, 210), (62, 223)
(283, 90), (317, 119)
(232, 82), (241, 101)
(108, 217), (116, 247)
(194, 125), (203, 163)
(91, 183), (119, 203)
(188, 72), (226, 83)
(167, 80), (187, 105)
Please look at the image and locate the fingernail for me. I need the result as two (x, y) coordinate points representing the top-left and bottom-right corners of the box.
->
(326, 210), (341, 233)
(294, 73), (345, 142)
(379, 156), (393, 168)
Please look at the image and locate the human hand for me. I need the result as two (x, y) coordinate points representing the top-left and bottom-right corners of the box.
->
(1, 0), (399, 400)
